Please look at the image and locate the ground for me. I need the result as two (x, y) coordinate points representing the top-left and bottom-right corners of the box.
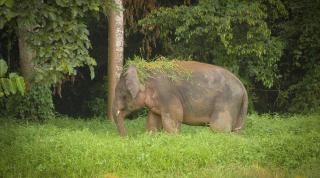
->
(0, 113), (319, 178)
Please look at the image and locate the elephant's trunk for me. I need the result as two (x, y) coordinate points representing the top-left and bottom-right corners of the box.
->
(114, 111), (125, 136)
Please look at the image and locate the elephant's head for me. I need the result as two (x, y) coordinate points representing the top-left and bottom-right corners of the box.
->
(112, 66), (146, 136)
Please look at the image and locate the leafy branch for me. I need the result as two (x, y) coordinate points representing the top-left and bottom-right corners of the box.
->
(0, 59), (25, 97)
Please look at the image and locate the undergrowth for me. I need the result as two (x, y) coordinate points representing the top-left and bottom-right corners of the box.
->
(0, 113), (319, 178)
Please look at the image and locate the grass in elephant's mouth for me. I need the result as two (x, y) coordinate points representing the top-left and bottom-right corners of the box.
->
(0, 113), (319, 178)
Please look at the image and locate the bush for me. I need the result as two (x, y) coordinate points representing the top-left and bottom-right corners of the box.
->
(6, 84), (54, 121)
(81, 76), (108, 117)
(86, 97), (106, 117)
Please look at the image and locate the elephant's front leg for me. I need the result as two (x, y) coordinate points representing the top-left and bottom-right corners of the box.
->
(146, 111), (162, 133)
(161, 104), (183, 134)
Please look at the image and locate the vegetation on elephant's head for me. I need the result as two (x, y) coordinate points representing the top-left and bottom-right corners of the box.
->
(125, 56), (191, 83)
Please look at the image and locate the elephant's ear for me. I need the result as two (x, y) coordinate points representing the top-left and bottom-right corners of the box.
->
(125, 66), (140, 98)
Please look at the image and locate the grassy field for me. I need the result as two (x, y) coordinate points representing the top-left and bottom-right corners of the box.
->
(0, 113), (319, 178)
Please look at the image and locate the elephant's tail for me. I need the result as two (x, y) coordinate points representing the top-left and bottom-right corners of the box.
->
(233, 88), (248, 132)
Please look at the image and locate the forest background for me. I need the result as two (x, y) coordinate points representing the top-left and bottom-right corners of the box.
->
(0, 0), (319, 119)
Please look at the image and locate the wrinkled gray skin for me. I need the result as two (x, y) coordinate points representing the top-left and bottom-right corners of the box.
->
(112, 61), (248, 136)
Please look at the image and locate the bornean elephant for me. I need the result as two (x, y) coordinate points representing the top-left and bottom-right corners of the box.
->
(112, 61), (248, 136)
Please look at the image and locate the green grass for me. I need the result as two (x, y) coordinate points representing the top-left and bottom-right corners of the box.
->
(0, 114), (319, 178)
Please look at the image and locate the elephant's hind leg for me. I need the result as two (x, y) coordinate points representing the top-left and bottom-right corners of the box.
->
(209, 110), (233, 132)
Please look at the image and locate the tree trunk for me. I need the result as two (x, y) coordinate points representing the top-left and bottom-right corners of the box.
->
(18, 23), (35, 89)
(107, 0), (124, 120)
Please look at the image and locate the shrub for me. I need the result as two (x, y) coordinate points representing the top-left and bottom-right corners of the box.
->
(6, 84), (54, 121)
(86, 97), (106, 117)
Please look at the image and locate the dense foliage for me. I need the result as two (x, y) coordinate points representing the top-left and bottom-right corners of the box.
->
(0, 0), (114, 118)
(0, 0), (114, 84)
(139, 0), (286, 88)
(137, 0), (320, 113)
(0, 0), (319, 116)
(277, 0), (320, 112)
(0, 113), (319, 177)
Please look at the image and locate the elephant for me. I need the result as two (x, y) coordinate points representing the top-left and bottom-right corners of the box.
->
(112, 61), (248, 136)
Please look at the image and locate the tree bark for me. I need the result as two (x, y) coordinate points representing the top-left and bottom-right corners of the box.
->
(18, 23), (35, 89)
(107, 0), (124, 120)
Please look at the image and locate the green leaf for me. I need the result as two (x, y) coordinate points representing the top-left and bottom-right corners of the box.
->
(0, 19), (6, 29)
(4, 78), (14, 94)
(1, 78), (10, 96)
(13, 76), (25, 95)
(8, 78), (16, 94)
(71, 9), (78, 18)
(89, 3), (99, 11)
(8, 73), (19, 78)
(48, 12), (56, 21)
(0, 0), (6, 6)
(0, 84), (4, 97)
(89, 66), (95, 80)
(5, 10), (16, 20)
(0, 59), (8, 77)
(4, 0), (13, 7)
(9, 73), (19, 94)
(55, 0), (67, 7)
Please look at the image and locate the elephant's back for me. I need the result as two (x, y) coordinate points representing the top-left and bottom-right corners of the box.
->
(175, 61), (244, 90)
(173, 60), (246, 114)
(175, 61), (223, 72)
